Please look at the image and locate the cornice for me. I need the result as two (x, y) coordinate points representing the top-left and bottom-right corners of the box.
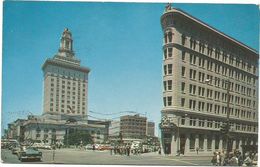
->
(161, 8), (259, 57)
(42, 58), (90, 73)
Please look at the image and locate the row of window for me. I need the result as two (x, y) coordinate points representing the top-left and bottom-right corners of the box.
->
(180, 116), (257, 133)
(50, 77), (86, 87)
(180, 67), (257, 97)
(49, 70), (88, 80)
(180, 34), (257, 75)
(164, 32), (257, 75)
(163, 97), (256, 120)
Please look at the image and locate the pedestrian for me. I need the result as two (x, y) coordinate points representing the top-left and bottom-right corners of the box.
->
(220, 150), (225, 166)
(216, 152), (220, 166)
(92, 144), (95, 151)
(196, 147), (199, 155)
(237, 151), (243, 166)
(211, 152), (217, 166)
(158, 147), (161, 155)
(127, 145), (130, 156)
(228, 152), (238, 166)
(243, 152), (252, 166)
(110, 147), (113, 155)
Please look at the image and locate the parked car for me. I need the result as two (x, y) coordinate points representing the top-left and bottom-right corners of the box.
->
(11, 145), (21, 154)
(18, 147), (42, 162)
(43, 144), (52, 150)
(98, 145), (112, 151)
(85, 144), (93, 150)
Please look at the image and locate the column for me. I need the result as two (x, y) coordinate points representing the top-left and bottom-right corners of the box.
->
(212, 135), (216, 153)
(239, 140), (243, 153)
(232, 140), (236, 151)
(171, 133), (177, 156)
(203, 134), (207, 152)
(195, 134), (199, 150)
(185, 133), (190, 155)
(219, 137), (223, 151)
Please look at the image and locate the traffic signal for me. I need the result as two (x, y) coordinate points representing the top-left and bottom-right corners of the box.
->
(220, 123), (229, 134)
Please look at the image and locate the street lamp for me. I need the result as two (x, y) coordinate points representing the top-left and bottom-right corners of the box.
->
(205, 78), (231, 153)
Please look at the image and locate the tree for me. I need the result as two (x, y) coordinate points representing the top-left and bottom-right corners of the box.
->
(63, 129), (93, 146)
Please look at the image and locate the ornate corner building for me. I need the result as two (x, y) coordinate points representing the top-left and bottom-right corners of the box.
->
(160, 6), (258, 156)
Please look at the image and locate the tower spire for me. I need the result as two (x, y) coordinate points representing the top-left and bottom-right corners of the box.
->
(58, 28), (74, 58)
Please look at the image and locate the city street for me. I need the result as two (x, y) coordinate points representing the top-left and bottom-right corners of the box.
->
(1, 148), (212, 166)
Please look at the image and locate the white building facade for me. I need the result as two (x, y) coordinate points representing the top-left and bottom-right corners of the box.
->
(160, 6), (258, 156)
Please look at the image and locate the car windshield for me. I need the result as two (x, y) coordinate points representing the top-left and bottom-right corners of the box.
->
(26, 147), (38, 151)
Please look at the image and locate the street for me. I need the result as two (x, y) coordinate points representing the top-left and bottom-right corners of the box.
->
(1, 148), (212, 166)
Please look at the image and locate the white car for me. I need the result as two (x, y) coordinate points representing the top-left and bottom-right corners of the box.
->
(85, 144), (93, 150)
(43, 144), (52, 150)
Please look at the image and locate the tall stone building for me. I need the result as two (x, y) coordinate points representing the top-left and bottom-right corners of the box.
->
(160, 6), (258, 156)
(9, 29), (109, 145)
(42, 28), (90, 121)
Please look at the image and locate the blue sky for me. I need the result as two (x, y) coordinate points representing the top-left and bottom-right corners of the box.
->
(2, 2), (259, 136)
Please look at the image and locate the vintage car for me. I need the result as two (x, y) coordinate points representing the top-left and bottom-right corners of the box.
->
(18, 147), (42, 162)
(11, 145), (21, 154)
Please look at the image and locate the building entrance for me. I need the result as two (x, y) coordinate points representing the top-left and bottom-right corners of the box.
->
(164, 143), (171, 155)
(180, 134), (186, 154)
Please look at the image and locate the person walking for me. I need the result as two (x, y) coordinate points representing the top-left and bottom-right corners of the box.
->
(127, 145), (130, 156)
(243, 152), (252, 166)
(216, 152), (221, 166)
(228, 152), (238, 166)
(211, 152), (217, 166)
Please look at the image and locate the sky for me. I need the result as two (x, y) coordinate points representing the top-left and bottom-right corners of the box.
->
(1, 1), (259, 136)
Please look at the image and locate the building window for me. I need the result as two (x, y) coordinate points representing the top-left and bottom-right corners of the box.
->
(181, 67), (186, 77)
(182, 51), (186, 61)
(168, 64), (172, 74)
(168, 32), (173, 43)
(167, 80), (172, 90)
(164, 33), (167, 44)
(181, 34), (186, 45)
(181, 82), (185, 93)
(189, 69), (196, 80)
(181, 98), (185, 107)
(164, 49), (167, 59)
(190, 54), (196, 65)
(167, 96), (172, 106)
(168, 48), (173, 58)
(163, 81), (166, 91)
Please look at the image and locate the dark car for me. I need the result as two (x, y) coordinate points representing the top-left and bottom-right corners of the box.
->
(11, 146), (21, 154)
(18, 147), (42, 162)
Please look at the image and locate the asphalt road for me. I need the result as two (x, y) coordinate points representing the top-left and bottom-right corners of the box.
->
(1, 148), (212, 166)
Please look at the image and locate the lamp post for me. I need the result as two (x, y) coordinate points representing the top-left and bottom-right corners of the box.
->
(205, 78), (231, 153)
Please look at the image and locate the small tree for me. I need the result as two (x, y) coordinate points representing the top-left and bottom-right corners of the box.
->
(64, 129), (93, 146)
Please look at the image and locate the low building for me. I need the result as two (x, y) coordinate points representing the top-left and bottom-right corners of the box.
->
(8, 116), (109, 145)
(120, 114), (147, 140)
